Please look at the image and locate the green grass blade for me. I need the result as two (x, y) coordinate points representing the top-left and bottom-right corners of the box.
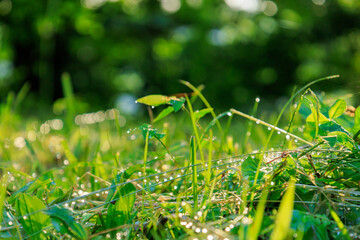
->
(61, 140), (78, 165)
(270, 180), (296, 240)
(14, 82), (30, 113)
(0, 173), (9, 223)
(186, 95), (205, 164)
(61, 73), (75, 128)
(114, 110), (122, 139)
(180, 80), (224, 136)
(330, 209), (351, 240)
(190, 136), (198, 214)
(243, 97), (260, 153)
(248, 189), (269, 240)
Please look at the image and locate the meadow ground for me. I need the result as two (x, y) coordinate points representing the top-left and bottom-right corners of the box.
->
(1, 76), (360, 239)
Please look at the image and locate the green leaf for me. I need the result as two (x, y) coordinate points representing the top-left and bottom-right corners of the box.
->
(136, 95), (170, 107)
(291, 210), (331, 239)
(327, 131), (355, 146)
(9, 178), (53, 203)
(328, 99), (346, 119)
(139, 124), (165, 139)
(49, 187), (74, 205)
(319, 121), (351, 135)
(15, 193), (50, 240)
(44, 206), (87, 240)
(194, 108), (213, 120)
(153, 106), (174, 123)
(270, 180), (296, 240)
(241, 156), (263, 182)
(306, 112), (329, 125)
(107, 183), (137, 226)
(117, 183), (136, 216)
(47, 188), (64, 205)
(170, 97), (185, 112)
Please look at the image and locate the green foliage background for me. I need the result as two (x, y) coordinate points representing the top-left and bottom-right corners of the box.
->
(1, 0), (360, 110)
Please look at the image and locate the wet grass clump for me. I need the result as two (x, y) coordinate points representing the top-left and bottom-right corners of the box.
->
(1, 75), (360, 239)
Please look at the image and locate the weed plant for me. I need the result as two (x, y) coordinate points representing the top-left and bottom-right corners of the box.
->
(1, 75), (360, 239)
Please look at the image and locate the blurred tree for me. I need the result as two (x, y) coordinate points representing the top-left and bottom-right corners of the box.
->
(1, 0), (360, 111)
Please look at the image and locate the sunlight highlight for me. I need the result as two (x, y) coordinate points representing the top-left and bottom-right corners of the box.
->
(225, 0), (260, 12)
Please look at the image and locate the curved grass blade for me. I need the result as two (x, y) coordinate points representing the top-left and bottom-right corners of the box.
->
(44, 206), (87, 240)
(180, 80), (224, 136)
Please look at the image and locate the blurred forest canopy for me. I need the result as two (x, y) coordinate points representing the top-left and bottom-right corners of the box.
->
(1, 0), (360, 113)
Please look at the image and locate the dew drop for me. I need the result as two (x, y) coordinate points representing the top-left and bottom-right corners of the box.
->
(255, 97), (260, 103)
(256, 120), (260, 124)
(227, 112), (232, 116)
(268, 127), (271, 130)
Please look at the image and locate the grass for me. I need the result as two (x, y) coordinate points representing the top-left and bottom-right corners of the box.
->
(1, 75), (360, 239)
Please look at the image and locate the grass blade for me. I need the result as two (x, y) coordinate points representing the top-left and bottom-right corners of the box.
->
(330, 209), (351, 240)
(270, 180), (296, 240)
(248, 189), (269, 240)
(61, 73), (75, 129)
(190, 136), (198, 214)
(180, 80), (224, 136)
(0, 173), (9, 223)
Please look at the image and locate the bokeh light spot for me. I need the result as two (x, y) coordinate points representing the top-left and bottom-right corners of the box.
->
(225, 0), (260, 12)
